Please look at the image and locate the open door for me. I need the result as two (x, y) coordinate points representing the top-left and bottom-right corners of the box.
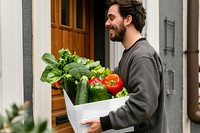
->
(51, 0), (94, 132)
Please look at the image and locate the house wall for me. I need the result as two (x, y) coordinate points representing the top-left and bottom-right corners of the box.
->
(159, 0), (183, 132)
(160, 0), (200, 133)
(0, 0), (52, 127)
(0, 0), (24, 113)
(32, 0), (51, 124)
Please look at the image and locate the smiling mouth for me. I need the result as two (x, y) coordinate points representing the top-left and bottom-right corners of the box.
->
(110, 29), (114, 33)
(109, 27), (115, 33)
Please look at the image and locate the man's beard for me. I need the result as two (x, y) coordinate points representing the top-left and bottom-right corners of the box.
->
(109, 23), (126, 42)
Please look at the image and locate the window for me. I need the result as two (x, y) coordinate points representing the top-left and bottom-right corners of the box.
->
(59, 0), (86, 31)
(61, 0), (70, 26)
(75, 0), (84, 29)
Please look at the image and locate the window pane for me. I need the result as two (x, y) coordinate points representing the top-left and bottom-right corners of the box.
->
(76, 0), (83, 29)
(62, 0), (70, 26)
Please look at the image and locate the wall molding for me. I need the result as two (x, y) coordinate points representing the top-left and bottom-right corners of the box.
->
(146, 0), (159, 53)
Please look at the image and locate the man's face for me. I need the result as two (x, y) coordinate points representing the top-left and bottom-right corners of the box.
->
(105, 5), (126, 42)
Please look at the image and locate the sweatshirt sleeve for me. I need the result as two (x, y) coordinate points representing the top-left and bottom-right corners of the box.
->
(101, 57), (162, 130)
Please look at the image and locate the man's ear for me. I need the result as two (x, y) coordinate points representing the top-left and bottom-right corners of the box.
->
(124, 15), (132, 26)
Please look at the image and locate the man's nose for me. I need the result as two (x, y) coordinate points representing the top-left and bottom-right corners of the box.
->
(105, 20), (111, 27)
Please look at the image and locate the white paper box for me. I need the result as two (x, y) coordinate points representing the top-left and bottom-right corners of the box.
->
(64, 91), (134, 133)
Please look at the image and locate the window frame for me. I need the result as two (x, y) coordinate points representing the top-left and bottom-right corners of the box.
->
(59, 0), (73, 30)
(74, 0), (86, 32)
(58, 0), (86, 32)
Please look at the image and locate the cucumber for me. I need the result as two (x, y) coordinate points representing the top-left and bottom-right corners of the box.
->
(63, 76), (76, 104)
(75, 76), (89, 105)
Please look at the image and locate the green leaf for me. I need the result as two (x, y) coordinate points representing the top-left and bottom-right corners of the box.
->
(40, 66), (53, 82)
(58, 48), (71, 59)
(41, 53), (58, 67)
(85, 61), (100, 69)
(34, 120), (48, 133)
(10, 121), (24, 133)
(0, 103), (53, 133)
(24, 118), (34, 132)
(77, 57), (89, 65)
(0, 114), (4, 129)
(47, 69), (63, 84)
(5, 109), (14, 121)
(11, 104), (19, 116)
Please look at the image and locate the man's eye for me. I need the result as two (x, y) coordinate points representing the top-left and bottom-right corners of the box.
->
(110, 17), (114, 21)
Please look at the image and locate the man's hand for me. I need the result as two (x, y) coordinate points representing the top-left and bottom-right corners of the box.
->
(81, 117), (103, 133)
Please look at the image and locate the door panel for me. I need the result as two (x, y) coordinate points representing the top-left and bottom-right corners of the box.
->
(51, 0), (93, 132)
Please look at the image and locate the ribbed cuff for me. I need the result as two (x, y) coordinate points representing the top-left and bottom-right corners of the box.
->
(100, 115), (112, 131)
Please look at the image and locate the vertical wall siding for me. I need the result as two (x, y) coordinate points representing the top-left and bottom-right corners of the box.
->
(109, 41), (124, 71)
(0, 0), (2, 113)
(32, 0), (51, 125)
(0, 0), (23, 112)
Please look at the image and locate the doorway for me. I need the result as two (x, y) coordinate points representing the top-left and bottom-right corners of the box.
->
(51, 0), (94, 132)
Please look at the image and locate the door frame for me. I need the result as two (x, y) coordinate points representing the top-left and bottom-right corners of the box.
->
(32, 0), (95, 126)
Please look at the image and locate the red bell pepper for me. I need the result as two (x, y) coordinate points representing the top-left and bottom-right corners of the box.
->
(88, 77), (103, 85)
(102, 74), (124, 95)
(53, 80), (61, 89)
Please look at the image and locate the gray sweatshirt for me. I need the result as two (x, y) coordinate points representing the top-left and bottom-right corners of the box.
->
(100, 38), (168, 133)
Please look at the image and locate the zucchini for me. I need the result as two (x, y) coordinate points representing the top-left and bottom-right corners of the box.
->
(75, 76), (89, 105)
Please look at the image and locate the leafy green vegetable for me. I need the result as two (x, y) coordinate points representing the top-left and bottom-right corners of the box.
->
(91, 66), (112, 80)
(40, 66), (53, 82)
(46, 69), (63, 84)
(77, 57), (89, 65)
(40, 48), (81, 85)
(41, 53), (58, 69)
(58, 48), (79, 67)
(40, 48), (113, 103)
(115, 87), (129, 98)
(85, 60), (100, 69)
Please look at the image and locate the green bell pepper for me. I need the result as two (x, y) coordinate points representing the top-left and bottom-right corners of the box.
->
(115, 87), (129, 98)
(89, 82), (111, 102)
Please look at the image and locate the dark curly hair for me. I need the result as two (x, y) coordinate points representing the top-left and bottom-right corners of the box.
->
(106, 0), (146, 33)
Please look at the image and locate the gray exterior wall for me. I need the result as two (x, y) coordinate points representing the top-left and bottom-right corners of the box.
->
(159, 0), (183, 133)
(160, 0), (200, 133)
(191, 122), (200, 133)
